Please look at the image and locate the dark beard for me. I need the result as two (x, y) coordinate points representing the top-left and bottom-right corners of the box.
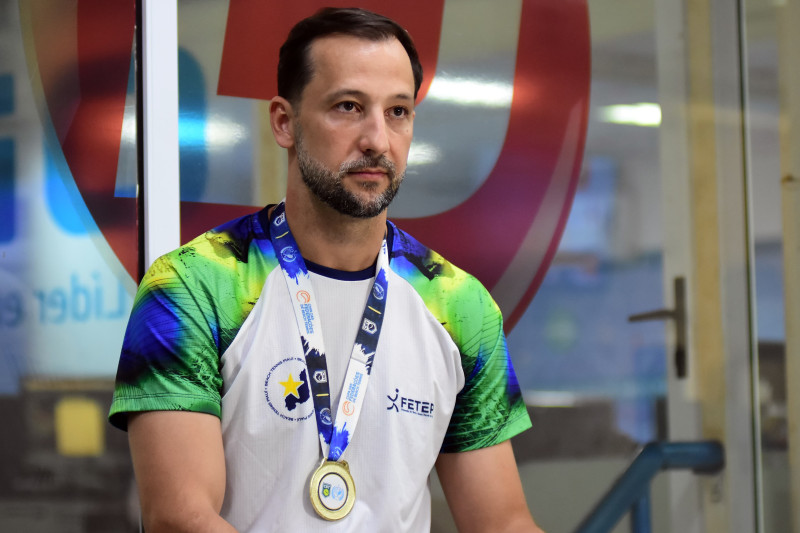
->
(296, 130), (404, 219)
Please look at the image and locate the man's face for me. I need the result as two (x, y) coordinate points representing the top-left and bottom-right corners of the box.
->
(296, 124), (402, 218)
(291, 34), (416, 218)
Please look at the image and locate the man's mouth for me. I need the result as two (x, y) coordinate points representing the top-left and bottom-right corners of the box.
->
(351, 167), (386, 173)
(347, 168), (389, 179)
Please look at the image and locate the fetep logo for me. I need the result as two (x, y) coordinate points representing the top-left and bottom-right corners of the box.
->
(386, 388), (434, 418)
(296, 290), (311, 303)
(387, 390), (399, 412)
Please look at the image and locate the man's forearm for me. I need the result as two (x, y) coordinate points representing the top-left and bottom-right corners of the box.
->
(143, 508), (238, 533)
(498, 513), (546, 533)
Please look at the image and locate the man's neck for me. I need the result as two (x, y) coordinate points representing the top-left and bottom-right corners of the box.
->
(281, 189), (387, 272)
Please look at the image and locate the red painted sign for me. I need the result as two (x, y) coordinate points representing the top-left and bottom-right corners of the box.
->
(24, 0), (590, 331)
(23, 0), (138, 275)
(218, 0), (591, 330)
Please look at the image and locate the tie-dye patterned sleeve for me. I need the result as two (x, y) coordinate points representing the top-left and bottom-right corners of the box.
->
(108, 251), (224, 430)
(389, 224), (531, 453)
(109, 212), (273, 430)
(438, 278), (531, 452)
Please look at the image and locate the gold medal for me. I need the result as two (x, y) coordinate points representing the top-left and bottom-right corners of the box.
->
(309, 460), (356, 520)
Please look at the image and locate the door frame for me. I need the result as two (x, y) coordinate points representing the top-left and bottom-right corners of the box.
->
(656, 0), (761, 531)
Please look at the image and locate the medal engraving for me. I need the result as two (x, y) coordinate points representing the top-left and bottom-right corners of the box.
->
(310, 460), (356, 520)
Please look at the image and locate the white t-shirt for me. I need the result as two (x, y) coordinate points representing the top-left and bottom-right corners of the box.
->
(110, 207), (531, 532)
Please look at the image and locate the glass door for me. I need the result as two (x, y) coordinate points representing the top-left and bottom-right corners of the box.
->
(176, 1), (764, 532)
(1, 1), (139, 531)
(463, 1), (762, 532)
(742, 0), (799, 530)
(0, 1), (774, 531)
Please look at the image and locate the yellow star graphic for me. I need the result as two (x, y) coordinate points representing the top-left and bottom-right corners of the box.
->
(279, 373), (304, 398)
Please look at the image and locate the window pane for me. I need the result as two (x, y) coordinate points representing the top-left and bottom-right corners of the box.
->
(1, 1), (138, 530)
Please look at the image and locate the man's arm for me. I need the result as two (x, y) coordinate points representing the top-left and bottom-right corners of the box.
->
(128, 411), (238, 533)
(436, 440), (545, 533)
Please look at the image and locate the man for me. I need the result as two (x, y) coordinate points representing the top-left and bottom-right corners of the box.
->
(110, 7), (543, 532)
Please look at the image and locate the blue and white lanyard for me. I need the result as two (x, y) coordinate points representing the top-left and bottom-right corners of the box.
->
(269, 202), (389, 461)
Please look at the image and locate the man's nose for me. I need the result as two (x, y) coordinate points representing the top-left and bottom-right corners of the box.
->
(358, 110), (390, 155)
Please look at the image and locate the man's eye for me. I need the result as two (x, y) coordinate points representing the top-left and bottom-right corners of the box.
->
(389, 106), (409, 118)
(337, 101), (358, 112)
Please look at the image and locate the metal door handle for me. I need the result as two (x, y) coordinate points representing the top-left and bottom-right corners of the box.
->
(628, 277), (687, 378)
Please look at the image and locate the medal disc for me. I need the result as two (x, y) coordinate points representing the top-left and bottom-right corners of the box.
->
(309, 460), (356, 520)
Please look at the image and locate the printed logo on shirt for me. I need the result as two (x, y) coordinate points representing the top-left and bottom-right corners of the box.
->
(296, 290), (311, 303)
(344, 371), (364, 403)
(274, 212), (285, 226)
(319, 407), (332, 426)
(372, 283), (385, 300)
(280, 246), (297, 263)
(342, 400), (355, 416)
(313, 369), (328, 384)
(361, 318), (377, 334)
(264, 357), (313, 421)
(386, 388), (434, 418)
(300, 302), (315, 334)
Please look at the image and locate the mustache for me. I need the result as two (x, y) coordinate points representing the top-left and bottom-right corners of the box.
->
(339, 155), (396, 176)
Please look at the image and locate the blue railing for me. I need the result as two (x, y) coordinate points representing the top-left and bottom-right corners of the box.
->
(573, 441), (725, 533)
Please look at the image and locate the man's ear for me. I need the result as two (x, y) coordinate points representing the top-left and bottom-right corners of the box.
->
(269, 96), (295, 149)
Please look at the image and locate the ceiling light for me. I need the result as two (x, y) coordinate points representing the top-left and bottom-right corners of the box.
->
(598, 103), (661, 127)
(426, 76), (513, 108)
(408, 142), (441, 166)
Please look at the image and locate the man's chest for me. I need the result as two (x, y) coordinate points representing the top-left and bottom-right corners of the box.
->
(218, 270), (465, 446)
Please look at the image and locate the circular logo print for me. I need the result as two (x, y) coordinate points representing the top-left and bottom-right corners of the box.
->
(296, 290), (311, 303)
(372, 283), (385, 300)
(318, 472), (348, 511)
(319, 407), (332, 426)
(264, 357), (313, 421)
(280, 246), (297, 263)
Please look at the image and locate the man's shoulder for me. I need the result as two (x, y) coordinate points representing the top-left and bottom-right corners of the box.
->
(183, 208), (272, 261)
(388, 222), (497, 319)
(389, 222), (479, 287)
(387, 223), (508, 387)
(143, 208), (276, 285)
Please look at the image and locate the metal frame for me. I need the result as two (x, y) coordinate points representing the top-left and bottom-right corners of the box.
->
(655, 0), (761, 530)
(574, 441), (725, 533)
(140, 0), (180, 270)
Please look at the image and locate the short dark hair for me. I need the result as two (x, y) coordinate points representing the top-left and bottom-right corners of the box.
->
(278, 7), (423, 105)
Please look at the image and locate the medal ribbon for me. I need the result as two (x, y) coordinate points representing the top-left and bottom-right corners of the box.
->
(269, 202), (389, 462)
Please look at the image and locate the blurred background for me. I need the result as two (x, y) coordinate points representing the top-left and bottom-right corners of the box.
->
(0, 0), (791, 531)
